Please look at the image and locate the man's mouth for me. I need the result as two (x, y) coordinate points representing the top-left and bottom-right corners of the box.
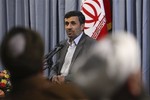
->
(67, 30), (72, 32)
(67, 30), (73, 34)
(68, 33), (72, 36)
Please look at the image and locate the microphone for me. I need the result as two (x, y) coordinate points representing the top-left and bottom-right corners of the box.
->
(43, 43), (64, 70)
(45, 43), (64, 60)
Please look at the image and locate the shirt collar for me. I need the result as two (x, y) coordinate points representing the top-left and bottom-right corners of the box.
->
(67, 32), (83, 45)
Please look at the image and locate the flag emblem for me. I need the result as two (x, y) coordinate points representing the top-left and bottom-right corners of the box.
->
(81, 0), (108, 40)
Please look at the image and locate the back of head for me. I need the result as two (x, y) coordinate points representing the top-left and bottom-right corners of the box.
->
(64, 11), (85, 24)
(0, 27), (44, 81)
(72, 31), (141, 99)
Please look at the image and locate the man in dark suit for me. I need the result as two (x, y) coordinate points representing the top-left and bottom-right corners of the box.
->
(50, 11), (96, 84)
(0, 27), (87, 100)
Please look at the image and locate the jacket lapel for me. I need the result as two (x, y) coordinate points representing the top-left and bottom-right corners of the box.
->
(58, 41), (69, 73)
(58, 34), (87, 73)
(70, 34), (87, 68)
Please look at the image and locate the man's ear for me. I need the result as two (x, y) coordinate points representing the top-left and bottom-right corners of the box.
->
(81, 24), (85, 31)
(127, 71), (141, 96)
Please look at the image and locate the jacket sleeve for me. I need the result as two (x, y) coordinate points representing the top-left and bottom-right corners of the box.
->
(48, 59), (60, 80)
(49, 40), (67, 80)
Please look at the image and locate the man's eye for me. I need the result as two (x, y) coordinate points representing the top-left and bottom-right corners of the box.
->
(65, 22), (69, 26)
(71, 22), (76, 25)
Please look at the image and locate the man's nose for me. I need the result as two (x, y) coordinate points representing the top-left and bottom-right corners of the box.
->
(66, 23), (72, 29)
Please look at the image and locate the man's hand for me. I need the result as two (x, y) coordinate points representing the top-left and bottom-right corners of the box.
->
(52, 75), (59, 83)
(57, 75), (65, 84)
(52, 75), (65, 84)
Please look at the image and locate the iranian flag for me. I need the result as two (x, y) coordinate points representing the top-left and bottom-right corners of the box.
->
(81, 0), (111, 40)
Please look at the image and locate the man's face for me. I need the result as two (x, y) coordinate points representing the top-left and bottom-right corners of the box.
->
(65, 16), (84, 41)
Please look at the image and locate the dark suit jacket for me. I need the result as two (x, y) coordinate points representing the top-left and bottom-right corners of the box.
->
(3, 74), (87, 100)
(50, 33), (96, 82)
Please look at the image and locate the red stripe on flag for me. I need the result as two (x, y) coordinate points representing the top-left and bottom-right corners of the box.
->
(92, 16), (107, 40)
(96, 24), (107, 40)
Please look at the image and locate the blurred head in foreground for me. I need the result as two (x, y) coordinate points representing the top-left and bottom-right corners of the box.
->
(0, 27), (44, 83)
(0, 27), (88, 100)
(72, 31), (143, 100)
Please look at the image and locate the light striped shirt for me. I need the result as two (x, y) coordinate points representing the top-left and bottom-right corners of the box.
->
(60, 33), (83, 76)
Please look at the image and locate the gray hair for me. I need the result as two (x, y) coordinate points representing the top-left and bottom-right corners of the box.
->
(72, 31), (141, 99)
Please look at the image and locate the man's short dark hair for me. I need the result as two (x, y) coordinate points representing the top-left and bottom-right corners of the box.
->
(64, 11), (85, 25)
(0, 27), (44, 81)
